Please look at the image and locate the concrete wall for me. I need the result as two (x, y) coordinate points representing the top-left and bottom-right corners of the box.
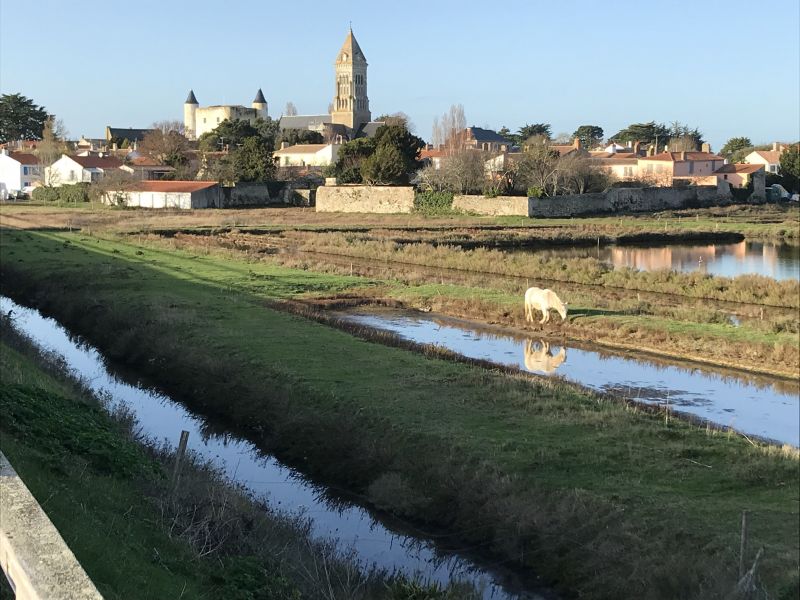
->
(1, 452), (103, 599)
(452, 183), (733, 218)
(453, 194), (533, 216)
(316, 184), (414, 213)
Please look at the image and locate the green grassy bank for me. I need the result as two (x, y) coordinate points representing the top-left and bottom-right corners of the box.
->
(1, 228), (798, 600)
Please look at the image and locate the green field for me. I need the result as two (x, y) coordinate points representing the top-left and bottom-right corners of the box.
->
(1, 227), (798, 599)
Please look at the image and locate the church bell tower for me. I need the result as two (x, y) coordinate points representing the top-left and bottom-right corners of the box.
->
(331, 27), (371, 133)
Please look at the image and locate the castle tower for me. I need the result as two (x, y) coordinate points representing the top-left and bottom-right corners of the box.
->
(184, 90), (198, 140)
(330, 28), (371, 132)
(252, 88), (268, 119)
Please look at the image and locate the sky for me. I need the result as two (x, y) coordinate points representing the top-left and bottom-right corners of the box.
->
(1, 0), (798, 150)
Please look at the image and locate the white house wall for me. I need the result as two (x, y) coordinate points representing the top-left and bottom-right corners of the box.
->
(0, 154), (22, 197)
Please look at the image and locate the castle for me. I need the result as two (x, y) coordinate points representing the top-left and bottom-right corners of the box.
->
(184, 28), (378, 142)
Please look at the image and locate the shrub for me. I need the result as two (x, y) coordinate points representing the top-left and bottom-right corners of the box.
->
(31, 183), (90, 204)
(413, 190), (455, 215)
(31, 187), (60, 203)
(527, 186), (544, 198)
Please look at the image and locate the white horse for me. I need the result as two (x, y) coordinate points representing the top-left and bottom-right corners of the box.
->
(523, 340), (567, 374)
(524, 287), (568, 324)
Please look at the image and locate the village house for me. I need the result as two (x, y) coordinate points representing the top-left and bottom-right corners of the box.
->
(45, 154), (124, 186)
(0, 150), (42, 198)
(712, 163), (764, 188)
(120, 156), (175, 180)
(103, 180), (220, 209)
(744, 143), (791, 174)
(637, 151), (726, 186)
(273, 143), (340, 167)
(463, 127), (510, 153)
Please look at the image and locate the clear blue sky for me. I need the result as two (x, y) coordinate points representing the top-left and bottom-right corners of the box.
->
(2, 0), (798, 149)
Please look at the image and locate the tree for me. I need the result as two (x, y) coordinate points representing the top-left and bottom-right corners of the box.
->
(779, 145), (800, 192)
(515, 138), (560, 196)
(198, 119), (260, 152)
(232, 136), (275, 182)
(498, 126), (514, 143)
(667, 121), (704, 150)
(0, 93), (50, 143)
(284, 102), (298, 116)
(327, 137), (376, 183)
(139, 122), (190, 167)
(573, 125), (604, 149)
(375, 112), (415, 132)
(720, 137), (753, 161)
(517, 123), (551, 142)
(276, 128), (324, 150)
(36, 118), (69, 185)
(361, 143), (406, 184)
(372, 124), (425, 179)
(432, 104), (466, 151)
(609, 121), (670, 147)
(438, 150), (486, 194)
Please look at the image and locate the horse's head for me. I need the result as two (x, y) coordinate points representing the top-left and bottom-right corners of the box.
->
(558, 302), (568, 321)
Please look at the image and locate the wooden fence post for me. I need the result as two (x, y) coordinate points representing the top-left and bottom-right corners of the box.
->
(171, 430), (190, 491)
(739, 509), (749, 579)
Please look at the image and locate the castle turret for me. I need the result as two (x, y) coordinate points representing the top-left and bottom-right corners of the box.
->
(252, 88), (268, 119)
(184, 90), (199, 140)
(331, 28), (371, 132)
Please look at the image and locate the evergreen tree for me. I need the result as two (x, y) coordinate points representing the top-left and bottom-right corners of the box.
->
(0, 93), (50, 143)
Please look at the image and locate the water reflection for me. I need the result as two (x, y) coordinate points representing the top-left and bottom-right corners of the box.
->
(523, 340), (567, 374)
(534, 241), (800, 281)
(343, 310), (799, 446)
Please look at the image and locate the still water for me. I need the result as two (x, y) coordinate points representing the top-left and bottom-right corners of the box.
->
(0, 296), (551, 600)
(343, 310), (799, 446)
(532, 241), (800, 281)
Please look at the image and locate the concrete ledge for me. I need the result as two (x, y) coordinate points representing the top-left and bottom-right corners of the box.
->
(1, 452), (102, 599)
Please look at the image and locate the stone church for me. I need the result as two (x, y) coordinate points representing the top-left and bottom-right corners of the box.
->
(184, 28), (382, 142)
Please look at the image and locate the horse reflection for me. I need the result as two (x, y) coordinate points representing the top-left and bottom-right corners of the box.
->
(523, 340), (567, 374)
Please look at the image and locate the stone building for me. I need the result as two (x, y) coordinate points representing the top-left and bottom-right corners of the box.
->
(184, 89), (268, 140)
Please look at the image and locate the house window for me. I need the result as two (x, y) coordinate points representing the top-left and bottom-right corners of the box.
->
(623, 166), (634, 177)
(770, 165), (777, 173)
(69, 170), (76, 181)
(688, 162), (694, 174)
(203, 118), (207, 124)
(23, 166), (29, 175)
(724, 175), (728, 180)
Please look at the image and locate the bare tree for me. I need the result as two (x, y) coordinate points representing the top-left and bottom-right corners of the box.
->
(285, 102), (298, 116)
(440, 149), (485, 194)
(515, 136), (560, 196)
(431, 104), (466, 153)
(89, 169), (137, 206)
(140, 123), (190, 166)
(552, 132), (572, 144)
(36, 117), (69, 186)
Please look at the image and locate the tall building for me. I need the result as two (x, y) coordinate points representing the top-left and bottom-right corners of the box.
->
(330, 28), (371, 132)
(183, 89), (268, 140)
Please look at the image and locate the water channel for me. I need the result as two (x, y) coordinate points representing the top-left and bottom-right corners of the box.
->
(529, 240), (800, 281)
(0, 296), (552, 600)
(341, 309), (800, 447)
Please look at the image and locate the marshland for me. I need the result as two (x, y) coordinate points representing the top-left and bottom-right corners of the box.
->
(1, 201), (798, 599)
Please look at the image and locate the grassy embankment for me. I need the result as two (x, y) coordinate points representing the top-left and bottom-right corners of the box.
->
(1, 228), (798, 600)
(0, 321), (475, 599)
(158, 230), (800, 379)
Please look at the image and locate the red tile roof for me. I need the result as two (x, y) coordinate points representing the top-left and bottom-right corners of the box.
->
(9, 152), (40, 165)
(713, 163), (764, 174)
(640, 151), (724, 162)
(127, 181), (218, 193)
(749, 150), (782, 164)
(69, 155), (124, 169)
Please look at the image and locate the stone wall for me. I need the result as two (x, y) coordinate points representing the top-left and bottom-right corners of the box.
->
(316, 184), (415, 213)
(452, 195), (533, 216)
(453, 183), (733, 218)
(220, 182), (316, 208)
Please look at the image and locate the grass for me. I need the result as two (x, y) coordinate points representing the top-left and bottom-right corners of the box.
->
(1, 228), (798, 599)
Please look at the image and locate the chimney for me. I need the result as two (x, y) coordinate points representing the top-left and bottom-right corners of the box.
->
(633, 141), (641, 155)
(647, 145), (655, 157)
(573, 136), (581, 150)
(627, 140), (632, 148)
(280, 141), (288, 150)
(701, 142), (710, 153)
(680, 151), (686, 161)
(772, 142), (778, 151)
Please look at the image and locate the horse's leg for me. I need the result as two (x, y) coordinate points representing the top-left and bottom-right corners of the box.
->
(539, 309), (547, 325)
